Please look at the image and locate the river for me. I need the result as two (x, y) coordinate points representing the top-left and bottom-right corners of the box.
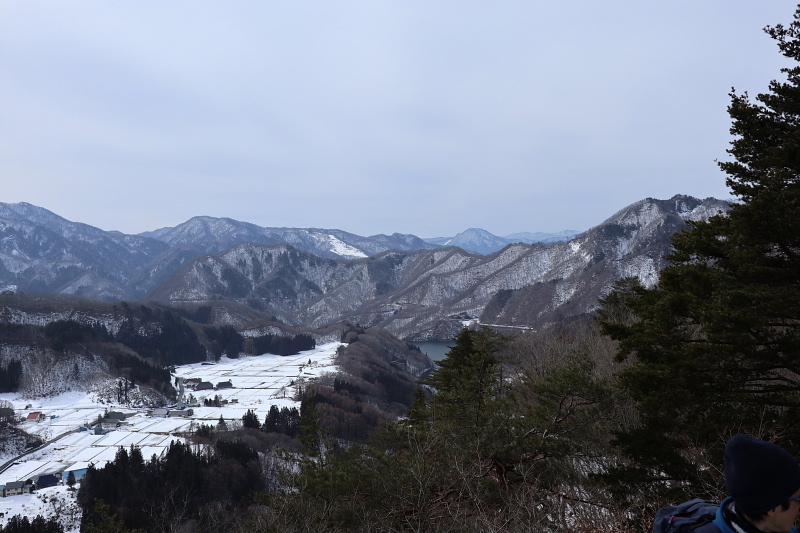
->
(413, 341), (454, 362)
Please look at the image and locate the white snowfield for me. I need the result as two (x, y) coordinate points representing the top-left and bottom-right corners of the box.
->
(0, 342), (341, 527)
(324, 234), (367, 258)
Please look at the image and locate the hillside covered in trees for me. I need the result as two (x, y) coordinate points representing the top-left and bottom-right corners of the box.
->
(0, 295), (337, 400)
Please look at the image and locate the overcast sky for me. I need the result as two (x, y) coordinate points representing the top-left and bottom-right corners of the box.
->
(0, 2), (795, 238)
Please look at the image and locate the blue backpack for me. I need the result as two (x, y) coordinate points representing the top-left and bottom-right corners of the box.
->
(653, 499), (720, 533)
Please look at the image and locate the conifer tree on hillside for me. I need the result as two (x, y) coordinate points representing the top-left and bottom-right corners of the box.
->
(423, 327), (506, 430)
(599, 4), (800, 501)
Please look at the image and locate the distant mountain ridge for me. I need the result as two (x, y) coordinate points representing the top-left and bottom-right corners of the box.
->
(0, 202), (169, 300)
(0, 196), (729, 339)
(148, 195), (730, 340)
(140, 216), (437, 259)
(0, 202), (574, 301)
(505, 230), (581, 243)
(423, 228), (580, 254)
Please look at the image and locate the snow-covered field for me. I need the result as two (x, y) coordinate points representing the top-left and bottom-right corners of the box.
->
(0, 486), (81, 532)
(0, 342), (341, 530)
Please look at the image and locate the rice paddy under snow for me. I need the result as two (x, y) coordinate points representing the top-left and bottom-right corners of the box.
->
(0, 342), (342, 528)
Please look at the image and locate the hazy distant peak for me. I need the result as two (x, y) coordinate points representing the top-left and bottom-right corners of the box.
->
(505, 230), (580, 243)
(423, 227), (580, 254)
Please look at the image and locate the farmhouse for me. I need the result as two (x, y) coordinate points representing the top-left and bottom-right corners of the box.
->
(102, 411), (129, 428)
(184, 378), (201, 389)
(3, 481), (32, 497)
(35, 474), (58, 490)
(167, 409), (193, 418)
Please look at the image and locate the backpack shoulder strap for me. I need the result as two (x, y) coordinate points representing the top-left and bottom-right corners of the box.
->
(694, 521), (723, 533)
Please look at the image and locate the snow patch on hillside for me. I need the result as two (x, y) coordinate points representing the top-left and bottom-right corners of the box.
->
(324, 234), (367, 258)
(680, 201), (730, 221)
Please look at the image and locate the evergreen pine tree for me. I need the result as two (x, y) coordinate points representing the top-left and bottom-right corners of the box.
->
(299, 396), (325, 458)
(242, 409), (260, 429)
(413, 326), (513, 472)
(599, 5), (800, 500)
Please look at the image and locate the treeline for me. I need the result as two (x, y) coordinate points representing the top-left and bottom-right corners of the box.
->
(36, 317), (179, 398)
(299, 381), (395, 442)
(37, 309), (206, 368)
(203, 325), (317, 360)
(7, 303), (208, 368)
(172, 304), (214, 324)
(43, 319), (111, 351)
(204, 325), (242, 360)
(246, 332), (315, 357)
(114, 307), (206, 366)
(78, 442), (265, 532)
(0, 361), (21, 393)
(0, 515), (63, 533)
(0, 302), (321, 397)
(241, 405), (302, 438)
(105, 351), (173, 399)
(34, 309), (314, 366)
(0, 317), (177, 396)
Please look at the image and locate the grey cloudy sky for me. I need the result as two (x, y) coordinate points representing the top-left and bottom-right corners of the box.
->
(0, 2), (795, 238)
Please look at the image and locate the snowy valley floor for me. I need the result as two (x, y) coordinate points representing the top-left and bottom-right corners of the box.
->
(0, 341), (342, 530)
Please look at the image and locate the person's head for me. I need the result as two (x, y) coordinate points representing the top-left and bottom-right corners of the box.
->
(744, 493), (800, 533)
(725, 434), (800, 532)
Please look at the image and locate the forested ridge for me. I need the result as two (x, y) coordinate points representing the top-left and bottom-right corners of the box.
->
(0, 298), (320, 401)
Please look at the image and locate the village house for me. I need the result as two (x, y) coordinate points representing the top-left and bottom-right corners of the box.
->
(216, 380), (233, 390)
(101, 411), (128, 429)
(196, 381), (214, 391)
(35, 474), (59, 490)
(167, 408), (194, 418)
(25, 412), (44, 422)
(184, 378), (201, 389)
(3, 481), (32, 497)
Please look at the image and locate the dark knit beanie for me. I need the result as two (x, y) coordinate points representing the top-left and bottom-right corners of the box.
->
(725, 434), (800, 514)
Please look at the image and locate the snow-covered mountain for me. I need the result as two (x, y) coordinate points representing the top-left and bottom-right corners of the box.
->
(0, 202), (586, 302)
(150, 195), (730, 340)
(0, 205), (439, 300)
(0, 202), (169, 300)
(140, 216), (436, 259)
(0, 196), (729, 339)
